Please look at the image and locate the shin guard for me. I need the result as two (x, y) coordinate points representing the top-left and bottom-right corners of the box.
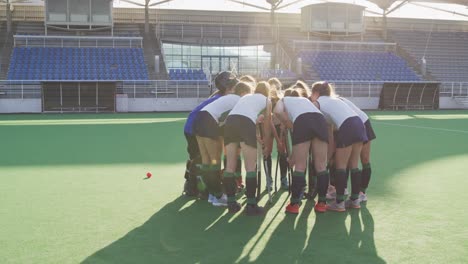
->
(316, 170), (329, 203)
(328, 164), (336, 186)
(361, 163), (372, 193)
(350, 168), (362, 200)
(335, 169), (347, 203)
(291, 171), (306, 204)
(223, 171), (237, 203)
(245, 171), (257, 205)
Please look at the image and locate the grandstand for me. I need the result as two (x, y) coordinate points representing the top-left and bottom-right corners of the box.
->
(8, 47), (148, 80)
(0, 1), (467, 113)
(390, 30), (468, 82)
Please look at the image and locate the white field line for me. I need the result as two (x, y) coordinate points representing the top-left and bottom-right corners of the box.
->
(373, 121), (468, 134)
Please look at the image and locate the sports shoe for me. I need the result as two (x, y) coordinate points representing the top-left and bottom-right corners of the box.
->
(212, 194), (228, 207)
(327, 200), (345, 212)
(281, 177), (289, 190)
(345, 199), (361, 209)
(326, 187), (349, 200)
(326, 185), (336, 200)
(285, 203), (300, 214)
(314, 202), (327, 213)
(245, 204), (265, 216)
(359, 192), (368, 202)
(228, 202), (241, 213)
(208, 194), (215, 204)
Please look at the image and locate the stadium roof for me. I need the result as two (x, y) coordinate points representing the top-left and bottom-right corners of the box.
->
(369, 0), (468, 9)
(7, 0), (468, 20)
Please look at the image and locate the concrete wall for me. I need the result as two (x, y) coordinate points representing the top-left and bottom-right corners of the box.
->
(120, 98), (205, 112)
(439, 97), (465, 109)
(0, 97), (462, 113)
(0, 99), (42, 113)
(346, 97), (380, 110)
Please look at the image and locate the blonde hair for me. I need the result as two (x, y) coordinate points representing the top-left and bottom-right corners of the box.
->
(255, 81), (270, 97)
(294, 80), (311, 97)
(239, 75), (257, 87)
(283, 88), (295, 97)
(234, 82), (253, 96)
(268, 78), (282, 91)
(295, 88), (308, 98)
(311, 81), (337, 97)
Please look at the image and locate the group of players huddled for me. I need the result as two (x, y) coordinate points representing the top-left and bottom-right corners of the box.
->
(183, 71), (376, 216)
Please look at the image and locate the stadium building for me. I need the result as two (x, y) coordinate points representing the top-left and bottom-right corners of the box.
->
(0, 0), (467, 113)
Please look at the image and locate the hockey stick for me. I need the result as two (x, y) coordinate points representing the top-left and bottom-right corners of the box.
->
(256, 128), (262, 201)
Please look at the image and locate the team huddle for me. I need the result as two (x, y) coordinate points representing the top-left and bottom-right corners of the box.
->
(183, 71), (376, 216)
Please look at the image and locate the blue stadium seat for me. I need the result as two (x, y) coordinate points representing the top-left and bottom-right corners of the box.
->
(300, 51), (421, 81)
(168, 68), (207, 81)
(7, 47), (150, 81)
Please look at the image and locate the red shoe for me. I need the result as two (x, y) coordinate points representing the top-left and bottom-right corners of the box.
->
(285, 203), (300, 214)
(314, 201), (327, 213)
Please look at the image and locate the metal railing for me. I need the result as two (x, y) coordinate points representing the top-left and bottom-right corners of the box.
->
(117, 80), (211, 99)
(292, 40), (397, 53)
(1, 80), (468, 100)
(0, 80), (42, 99)
(13, 35), (143, 48)
(439, 82), (468, 97)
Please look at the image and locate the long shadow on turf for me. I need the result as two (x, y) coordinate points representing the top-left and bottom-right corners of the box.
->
(254, 203), (386, 264)
(82, 196), (266, 264)
(83, 195), (385, 264)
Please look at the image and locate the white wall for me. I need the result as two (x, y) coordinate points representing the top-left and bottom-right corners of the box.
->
(439, 97), (465, 109)
(122, 98), (205, 112)
(346, 97), (380, 110)
(0, 97), (462, 113)
(0, 99), (42, 113)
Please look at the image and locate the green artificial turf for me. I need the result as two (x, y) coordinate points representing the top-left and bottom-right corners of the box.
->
(0, 111), (467, 264)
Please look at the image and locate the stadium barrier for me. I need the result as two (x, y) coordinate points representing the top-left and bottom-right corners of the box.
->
(1, 80), (467, 113)
(14, 35), (143, 49)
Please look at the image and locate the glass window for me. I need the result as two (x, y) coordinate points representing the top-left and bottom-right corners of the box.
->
(163, 43), (270, 73)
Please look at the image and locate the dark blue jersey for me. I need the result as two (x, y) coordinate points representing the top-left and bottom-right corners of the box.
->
(184, 94), (221, 135)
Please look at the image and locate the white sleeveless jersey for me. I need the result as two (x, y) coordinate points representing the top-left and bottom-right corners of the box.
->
(274, 97), (322, 123)
(229, 93), (268, 124)
(201, 94), (241, 123)
(316, 96), (358, 128)
(339, 97), (369, 123)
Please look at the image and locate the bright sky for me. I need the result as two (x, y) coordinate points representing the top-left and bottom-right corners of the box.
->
(111, 0), (468, 21)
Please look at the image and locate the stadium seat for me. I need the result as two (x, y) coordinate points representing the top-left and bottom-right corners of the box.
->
(7, 47), (149, 81)
(168, 68), (207, 81)
(300, 50), (422, 81)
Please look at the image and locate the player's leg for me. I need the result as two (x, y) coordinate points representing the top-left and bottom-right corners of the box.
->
(184, 133), (201, 196)
(235, 147), (244, 190)
(223, 142), (240, 212)
(276, 125), (289, 189)
(241, 142), (264, 216)
(205, 137), (226, 206)
(311, 137), (328, 212)
(346, 142), (363, 209)
(328, 146), (351, 212)
(360, 141), (372, 202)
(196, 136), (211, 197)
(285, 140), (310, 214)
